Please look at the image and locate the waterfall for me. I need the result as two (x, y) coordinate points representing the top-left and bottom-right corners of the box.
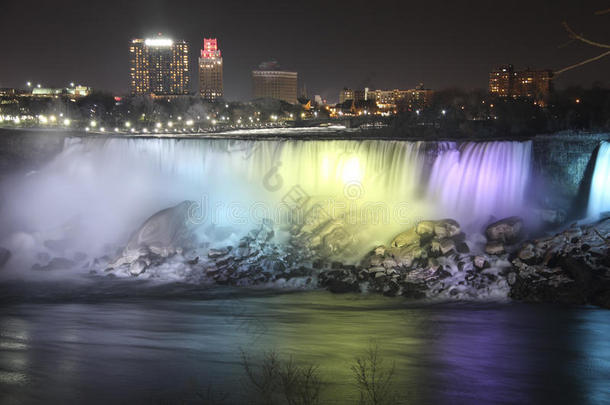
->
(427, 141), (533, 228)
(0, 136), (535, 267)
(588, 141), (610, 219)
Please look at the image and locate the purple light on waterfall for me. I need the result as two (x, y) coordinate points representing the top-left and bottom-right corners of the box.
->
(427, 141), (532, 227)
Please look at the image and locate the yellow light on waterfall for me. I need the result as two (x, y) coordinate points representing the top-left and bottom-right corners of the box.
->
(341, 156), (363, 184)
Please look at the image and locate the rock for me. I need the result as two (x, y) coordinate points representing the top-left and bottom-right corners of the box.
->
(129, 259), (147, 276)
(415, 220), (436, 237)
(507, 272), (517, 285)
(391, 245), (426, 268)
(382, 258), (397, 269)
(390, 228), (420, 248)
(485, 216), (523, 243)
(208, 247), (231, 258)
(563, 228), (582, 241)
(0, 247), (11, 268)
(434, 219), (460, 238)
(326, 279), (359, 293)
(187, 256), (199, 265)
(456, 242), (470, 254)
(374, 246), (386, 256)
(473, 256), (489, 270)
(109, 201), (196, 269)
(485, 241), (505, 255)
(439, 238), (456, 255)
(517, 243), (538, 264)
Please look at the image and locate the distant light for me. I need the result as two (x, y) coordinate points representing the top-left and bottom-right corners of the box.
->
(441, 110), (446, 115)
(85, 127), (90, 132)
(575, 98), (581, 104)
(36, 84), (41, 88)
(155, 122), (162, 128)
(100, 127), (105, 132)
(70, 82), (75, 87)
(49, 115), (56, 122)
(114, 127), (119, 132)
(63, 119), (71, 126)
(125, 121), (131, 127)
(144, 38), (173, 47)
(186, 119), (194, 126)
(167, 121), (173, 127)
(90, 120), (97, 127)
(26, 82), (31, 87)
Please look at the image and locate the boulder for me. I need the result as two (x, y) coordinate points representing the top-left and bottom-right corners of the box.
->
(485, 216), (523, 243)
(129, 259), (147, 276)
(434, 219), (460, 238)
(439, 238), (456, 255)
(485, 242), (505, 255)
(390, 228), (420, 248)
(415, 220), (436, 237)
(208, 247), (231, 258)
(374, 245), (386, 256)
(109, 201), (196, 269)
(391, 245), (426, 268)
(517, 243), (538, 264)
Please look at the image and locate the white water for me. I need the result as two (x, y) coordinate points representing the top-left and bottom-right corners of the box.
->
(588, 141), (610, 219)
(0, 136), (534, 274)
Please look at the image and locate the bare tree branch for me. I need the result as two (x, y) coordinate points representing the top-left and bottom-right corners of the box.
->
(562, 21), (610, 49)
(555, 49), (610, 75)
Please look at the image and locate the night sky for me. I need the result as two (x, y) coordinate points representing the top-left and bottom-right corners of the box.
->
(1, 0), (609, 102)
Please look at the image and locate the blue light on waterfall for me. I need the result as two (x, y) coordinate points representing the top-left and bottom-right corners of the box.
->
(588, 142), (610, 218)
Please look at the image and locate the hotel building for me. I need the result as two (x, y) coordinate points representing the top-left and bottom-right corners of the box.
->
(129, 36), (190, 96)
(198, 38), (223, 101)
(252, 61), (298, 104)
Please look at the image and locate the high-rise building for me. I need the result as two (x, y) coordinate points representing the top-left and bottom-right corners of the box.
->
(129, 36), (190, 96)
(489, 65), (553, 104)
(198, 38), (223, 101)
(252, 61), (298, 104)
(339, 88), (354, 103)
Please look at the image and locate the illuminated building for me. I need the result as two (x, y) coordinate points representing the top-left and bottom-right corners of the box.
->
(252, 61), (298, 104)
(198, 38), (223, 101)
(30, 85), (91, 98)
(129, 36), (190, 96)
(358, 84), (434, 111)
(339, 88), (354, 103)
(489, 65), (553, 104)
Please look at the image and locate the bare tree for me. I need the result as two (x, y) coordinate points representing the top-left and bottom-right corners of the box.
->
(556, 9), (610, 75)
(350, 343), (398, 405)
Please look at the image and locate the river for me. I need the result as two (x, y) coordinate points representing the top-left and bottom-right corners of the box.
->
(1, 284), (609, 404)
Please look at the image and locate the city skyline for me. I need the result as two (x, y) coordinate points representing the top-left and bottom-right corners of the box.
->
(0, 0), (609, 102)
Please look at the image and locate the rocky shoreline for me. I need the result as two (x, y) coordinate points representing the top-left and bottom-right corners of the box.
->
(6, 200), (609, 309)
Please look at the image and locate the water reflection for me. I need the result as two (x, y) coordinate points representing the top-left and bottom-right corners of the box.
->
(0, 291), (609, 404)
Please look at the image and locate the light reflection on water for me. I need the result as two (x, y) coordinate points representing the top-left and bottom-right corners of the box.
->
(0, 290), (609, 404)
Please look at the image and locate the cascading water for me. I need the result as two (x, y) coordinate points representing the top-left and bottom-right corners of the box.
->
(427, 141), (533, 228)
(588, 141), (610, 219)
(0, 136), (535, 274)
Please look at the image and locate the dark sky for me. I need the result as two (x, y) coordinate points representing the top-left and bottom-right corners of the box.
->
(1, 0), (609, 102)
